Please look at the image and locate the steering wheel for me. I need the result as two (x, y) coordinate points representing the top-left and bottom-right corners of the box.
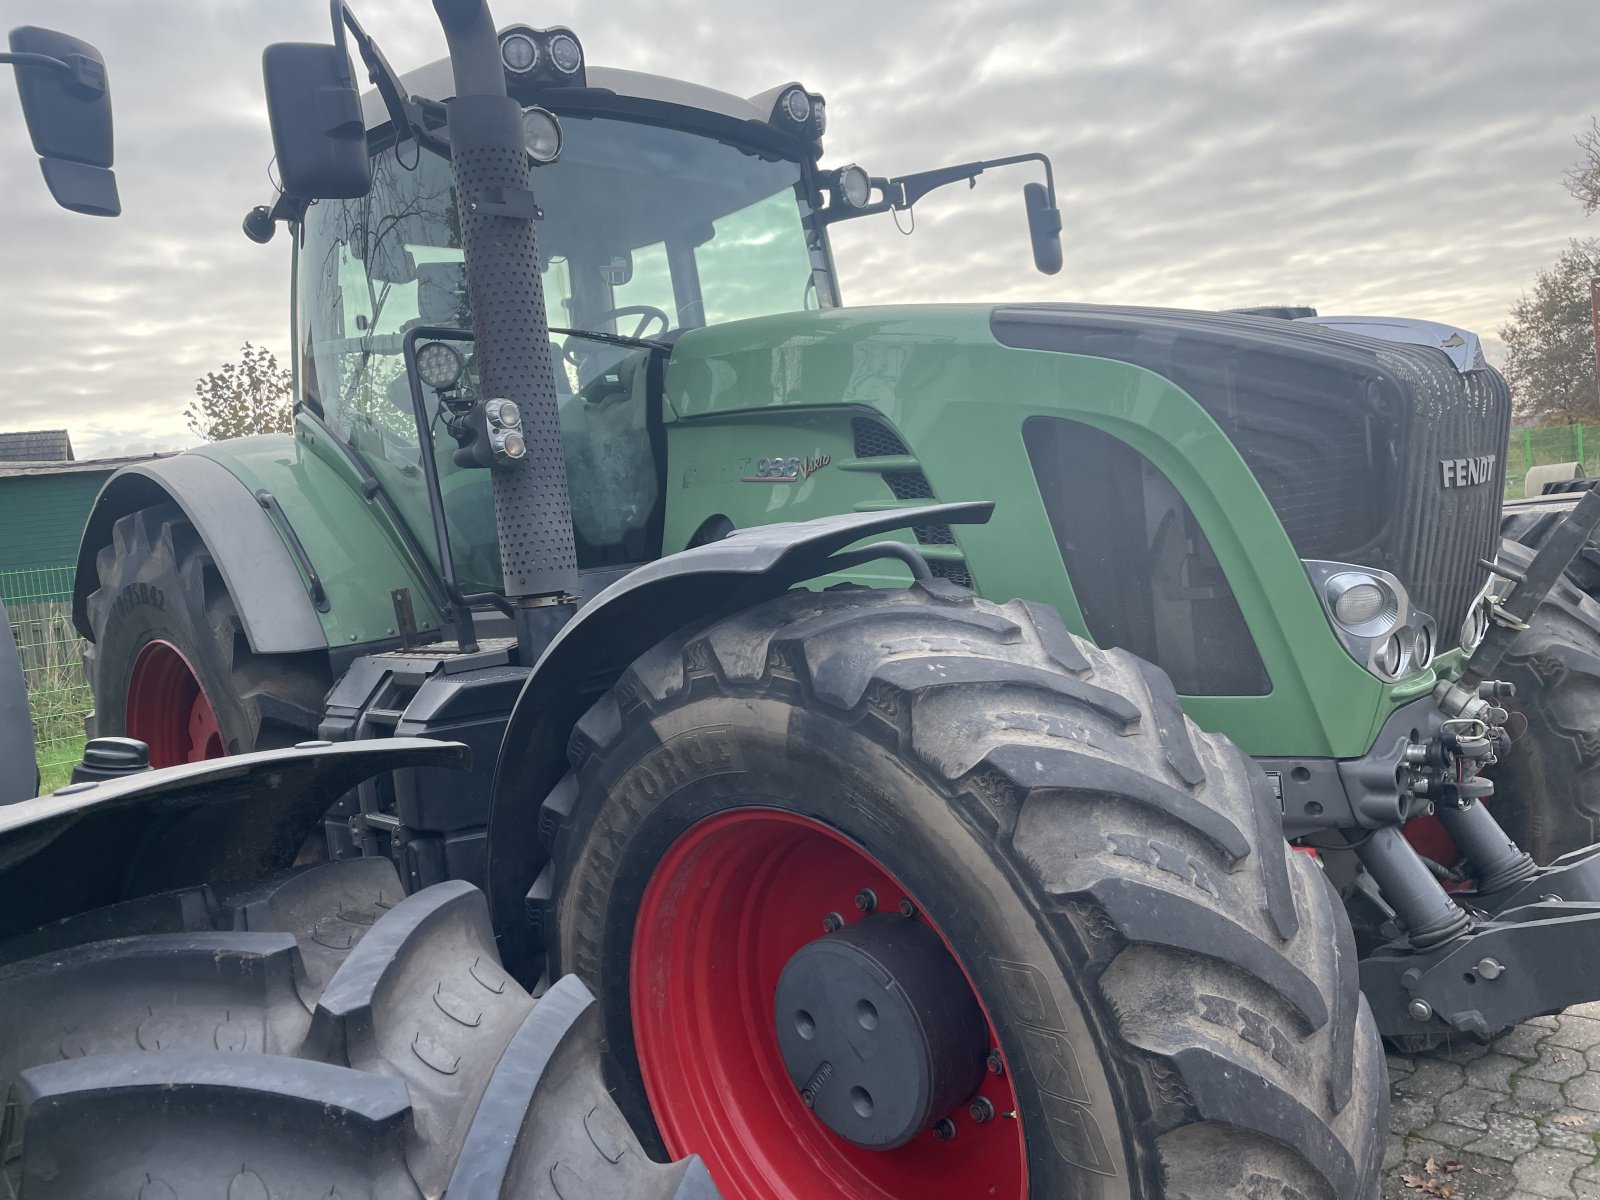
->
(561, 305), (670, 364)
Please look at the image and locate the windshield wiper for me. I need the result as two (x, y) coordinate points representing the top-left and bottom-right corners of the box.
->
(549, 326), (672, 352)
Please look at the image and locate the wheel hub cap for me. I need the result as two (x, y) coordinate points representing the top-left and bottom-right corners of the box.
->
(774, 914), (987, 1149)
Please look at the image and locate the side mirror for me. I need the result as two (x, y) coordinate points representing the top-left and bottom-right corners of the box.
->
(1024, 182), (1063, 276)
(262, 41), (372, 200)
(6, 27), (119, 216)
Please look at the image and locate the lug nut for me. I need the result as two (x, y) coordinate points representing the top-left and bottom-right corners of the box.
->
(898, 898), (919, 920)
(822, 912), (844, 934)
(932, 1117), (956, 1142)
(987, 1050), (1005, 1077)
(969, 1097), (995, 1124)
(854, 889), (877, 914)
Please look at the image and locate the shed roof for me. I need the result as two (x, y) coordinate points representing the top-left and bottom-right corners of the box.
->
(0, 430), (72, 463)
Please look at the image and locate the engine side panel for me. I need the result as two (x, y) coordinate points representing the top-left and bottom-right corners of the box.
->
(658, 304), (1401, 759)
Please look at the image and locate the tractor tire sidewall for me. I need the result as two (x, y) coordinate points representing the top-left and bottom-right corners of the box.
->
(87, 509), (255, 754)
(559, 693), (1125, 1198)
(84, 505), (329, 759)
(1485, 538), (1600, 863)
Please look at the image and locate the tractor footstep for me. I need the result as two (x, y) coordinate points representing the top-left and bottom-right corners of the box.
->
(446, 974), (722, 1200)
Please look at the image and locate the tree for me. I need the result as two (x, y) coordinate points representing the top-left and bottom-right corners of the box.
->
(185, 342), (293, 441)
(1565, 117), (1600, 216)
(1500, 239), (1600, 425)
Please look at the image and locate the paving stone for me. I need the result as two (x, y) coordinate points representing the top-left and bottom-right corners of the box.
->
(1527, 1046), (1591, 1085)
(1499, 1025), (1556, 1062)
(1513, 1147), (1590, 1197)
(1564, 1072), (1600, 1112)
(1466, 1112), (1544, 1161)
(1399, 1057), (1469, 1096)
(1467, 1053), (1528, 1092)
(1501, 1078), (1571, 1118)
(1445, 1086), (1517, 1130)
(1550, 1018), (1600, 1053)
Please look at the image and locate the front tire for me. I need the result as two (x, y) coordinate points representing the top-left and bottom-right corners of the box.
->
(1484, 538), (1600, 862)
(537, 584), (1386, 1199)
(82, 504), (329, 766)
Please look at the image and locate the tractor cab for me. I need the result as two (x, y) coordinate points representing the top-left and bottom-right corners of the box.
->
(278, 32), (1061, 596)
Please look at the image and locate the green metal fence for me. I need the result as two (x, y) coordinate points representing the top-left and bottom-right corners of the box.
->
(1, 565), (88, 792)
(1507, 424), (1600, 498)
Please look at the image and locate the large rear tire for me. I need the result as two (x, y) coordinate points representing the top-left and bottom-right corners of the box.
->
(0, 859), (710, 1199)
(536, 584), (1386, 1199)
(1483, 537), (1600, 862)
(81, 503), (329, 767)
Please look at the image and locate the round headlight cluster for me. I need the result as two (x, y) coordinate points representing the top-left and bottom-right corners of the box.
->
(521, 107), (563, 164)
(1324, 572), (1399, 638)
(416, 341), (465, 392)
(500, 32), (538, 74)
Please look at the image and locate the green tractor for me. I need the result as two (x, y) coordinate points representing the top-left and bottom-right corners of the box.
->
(9, 2), (1600, 1197)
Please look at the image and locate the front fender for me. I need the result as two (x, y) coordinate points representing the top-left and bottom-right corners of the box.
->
(484, 501), (993, 981)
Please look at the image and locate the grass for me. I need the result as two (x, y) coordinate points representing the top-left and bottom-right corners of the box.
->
(4, 576), (93, 795)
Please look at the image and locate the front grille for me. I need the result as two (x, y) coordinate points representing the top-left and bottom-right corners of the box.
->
(1389, 361), (1509, 638)
(992, 305), (1509, 642)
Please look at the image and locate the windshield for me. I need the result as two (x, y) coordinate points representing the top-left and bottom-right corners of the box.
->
(296, 115), (831, 427)
(294, 115), (831, 591)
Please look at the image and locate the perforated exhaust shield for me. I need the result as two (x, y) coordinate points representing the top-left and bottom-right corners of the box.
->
(448, 93), (578, 600)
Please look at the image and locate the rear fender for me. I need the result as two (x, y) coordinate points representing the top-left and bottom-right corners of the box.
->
(0, 738), (469, 941)
(72, 451), (327, 652)
(74, 432), (447, 653)
(485, 501), (994, 980)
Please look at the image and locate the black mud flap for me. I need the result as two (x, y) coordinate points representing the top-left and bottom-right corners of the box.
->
(0, 738), (468, 942)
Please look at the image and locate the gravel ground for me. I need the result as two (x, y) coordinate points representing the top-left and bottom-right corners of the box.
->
(1384, 1005), (1600, 1198)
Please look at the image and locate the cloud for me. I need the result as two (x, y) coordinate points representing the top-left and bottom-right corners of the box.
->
(1, 0), (1596, 455)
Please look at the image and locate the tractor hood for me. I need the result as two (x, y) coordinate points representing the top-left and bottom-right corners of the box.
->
(665, 302), (1510, 651)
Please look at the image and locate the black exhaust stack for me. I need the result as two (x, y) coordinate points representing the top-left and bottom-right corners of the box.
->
(432, 0), (578, 651)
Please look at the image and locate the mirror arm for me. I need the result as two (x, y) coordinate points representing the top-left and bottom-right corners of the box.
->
(821, 152), (1058, 225)
(334, 2), (450, 158)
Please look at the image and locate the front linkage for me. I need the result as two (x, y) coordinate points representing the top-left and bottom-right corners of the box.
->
(1331, 485), (1600, 1040)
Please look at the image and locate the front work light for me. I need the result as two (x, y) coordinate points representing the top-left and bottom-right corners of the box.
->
(835, 164), (871, 209)
(416, 341), (465, 392)
(548, 31), (583, 74)
(521, 107), (563, 164)
(499, 31), (537, 74)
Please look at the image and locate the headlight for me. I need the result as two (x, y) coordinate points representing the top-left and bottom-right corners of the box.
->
(835, 164), (871, 209)
(521, 107), (563, 164)
(782, 88), (812, 123)
(1304, 559), (1434, 683)
(1411, 622), (1435, 672)
(548, 32), (583, 75)
(500, 31), (538, 74)
(1460, 602), (1489, 652)
(1374, 632), (1409, 680)
(416, 341), (465, 392)
(1322, 571), (1399, 638)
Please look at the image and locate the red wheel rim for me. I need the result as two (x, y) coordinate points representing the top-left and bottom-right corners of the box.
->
(631, 810), (1027, 1200)
(126, 640), (225, 767)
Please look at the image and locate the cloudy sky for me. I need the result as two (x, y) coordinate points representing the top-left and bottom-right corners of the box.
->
(1, 0), (1597, 458)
